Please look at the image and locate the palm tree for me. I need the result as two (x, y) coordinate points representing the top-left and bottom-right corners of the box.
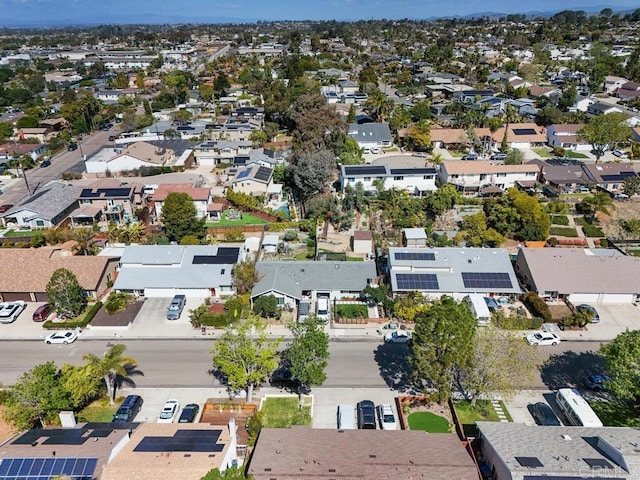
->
(83, 344), (138, 405)
(580, 192), (614, 219)
(71, 227), (96, 255)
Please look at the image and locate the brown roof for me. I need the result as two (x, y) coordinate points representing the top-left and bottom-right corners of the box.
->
(430, 128), (470, 144)
(0, 143), (43, 155)
(583, 163), (636, 183)
(492, 123), (547, 143)
(208, 202), (226, 211)
(248, 427), (478, 480)
(528, 85), (558, 97)
(549, 123), (585, 134)
(101, 423), (232, 480)
(0, 248), (113, 293)
(441, 160), (540, 175)
(153, 184), (211, 201)
(120, 141), (170, 165)
(353, 230), (373, 241)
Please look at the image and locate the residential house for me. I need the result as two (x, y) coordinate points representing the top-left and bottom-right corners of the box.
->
(228, 106), (265, 129)
(515, 247), (640, 303)
(0, 181), (79, 229)
(0, 142), (47, 161)
(546, 124), (591, 151)
(506, 98), (538, 118)
(439, 161), (539, 195)
(247, 427), (478, 480)
(402, 228), (428, 247)
(583, 163), (638, 193)
(616, 81), (640, 100)
(193, 140), (252, 167)
(85, 142), (174, 175)
(477, 96), (509, 118)
(338, 79), (359, 94)
(477, 421), (640, 480)
(388, 246), (521, 298)
(225, 164), (274, 197)
(631, 126), (640, 143)
(528, 85), (561, 99)
(587, 102), (623, 116)
(13, 127), (49, 143)
(250, 261), (376, 309)
(114, 245), (241, 298)
(0, 246), (118, 301)
(491, 123), (547, 150)
(76, 179), (138, 225)
(352, 230), (373, 255)
(102, 423), (237, 480)
(537, 161), (592, 192)
(348, 123), (393, 150)
(339, 164), (437, 196)
(152, 183), (212, 219)
(604, 75), (630, 94)
(453, 89), (494, 104)
(571, 95), (595, 113)
(429, 128), (471, 149)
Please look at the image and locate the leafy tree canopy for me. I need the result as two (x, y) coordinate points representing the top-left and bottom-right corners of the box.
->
(160, 192), (205, 242)
(45, 268), (87, 318)
(286, 317), (330, 397)
(601, 330), (640, 401)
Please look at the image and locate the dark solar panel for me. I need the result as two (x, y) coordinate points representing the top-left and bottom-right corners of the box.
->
(133, 429), (225, 453)
(600, 172), (636, 182)
(583, 458), (614, 469)
(513, 128), (537, 136)
(343, 165), (386, 176)
(236, 169), (251, 180)
(0, 457), (97, 480)
(254, 166), (272, 182)
(79, 187), (131, 199)
(395, 273), (439, 290)
(394, 251), (436, 261)
(389, 168), (436, 175)
(233, 157), (248, 166)
(462, 272), (513, 289)
(516, 456), (544, 468)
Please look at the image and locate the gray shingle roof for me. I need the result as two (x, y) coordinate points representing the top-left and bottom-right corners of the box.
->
(348, 122), (392, 143)
(251, 261), (377, 300)
(2, 181), (80, 220)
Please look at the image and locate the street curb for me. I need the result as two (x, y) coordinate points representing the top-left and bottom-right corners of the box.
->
(0, 336), (385, 343)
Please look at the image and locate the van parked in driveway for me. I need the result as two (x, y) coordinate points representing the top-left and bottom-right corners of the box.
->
(337, 404), (355, 429)
(112, 395), (143, 423)
(32, 304), (52, 322)
(316, 298), (330, 322)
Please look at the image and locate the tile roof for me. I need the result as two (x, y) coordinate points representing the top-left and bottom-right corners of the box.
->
(430, 128), (470, 144)
(549, 123), (585, 134)
(0, 248), (114, 293)
(152, 183), (211, 201)
(248, 427), (478, 480)
(491, 123), (547, 143)
(353, 230), (373, 241)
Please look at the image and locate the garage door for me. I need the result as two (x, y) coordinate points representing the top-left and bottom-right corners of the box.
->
(144, 288), (210, 298)
(568, 293), (599, 304)
(1, 292), (32, 302)
(600, 294), (634, 304)
(34, 292), (49, 302)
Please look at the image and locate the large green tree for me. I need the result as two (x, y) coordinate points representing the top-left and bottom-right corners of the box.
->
(83, 344), (138, 406)
(600, 330), (640, 401)
(45, 268), (87, 318)
(3, 362), (71, 429)
(0, 121), (14, 141)
(578, 113), (630, 162)
(410, 296), (476, 401)
(160, 192), (205, 242)
(232, 259), (258, 296)
(211, 317), (281, 402)
(288, 149), (335, 201)
(286, 317), (330, 399)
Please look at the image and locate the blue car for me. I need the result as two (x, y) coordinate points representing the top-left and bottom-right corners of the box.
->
(584, 374), (610, 391)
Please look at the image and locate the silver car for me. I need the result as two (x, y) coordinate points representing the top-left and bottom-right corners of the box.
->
(166, 295), (186, 320)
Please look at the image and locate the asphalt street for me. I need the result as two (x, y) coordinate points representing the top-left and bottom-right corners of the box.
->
(0, 339), (605, 390)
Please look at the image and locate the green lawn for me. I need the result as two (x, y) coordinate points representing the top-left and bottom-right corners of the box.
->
(454, 400), (501, 424)
(335, 304), (368, 319)
(550, 215), (569, 226)
(205, 211), (268, 227)
(549, 226), (578, 237)
(589, 399), (640, 427)
(77, 397), (121, 423)
(532, 148), (553, 158)
(582, 224), (605, 237)
(408, 412), (451, 432)
(346, 256), (364, 261)
(566, 151), (589, 159)
(627, 249), (640, 257)
(574, 217), (599, 226)
(261, 397), (312, 428)
(3, 229), (42, 237)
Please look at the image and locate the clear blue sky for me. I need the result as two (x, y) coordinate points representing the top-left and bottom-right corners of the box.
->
(1, 0), (638, 25)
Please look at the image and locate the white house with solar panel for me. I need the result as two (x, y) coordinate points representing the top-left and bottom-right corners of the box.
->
(387, 247), (521, 299)
(225, 164), (275, 196)
(339, 164), (438, 196)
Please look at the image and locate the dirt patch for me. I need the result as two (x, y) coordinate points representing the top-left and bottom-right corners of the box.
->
(398, 395), (454, 427)
(600, 198), (640, 238)
(200, 399), (256, 446)
(548, 304), (572, 322)
(0, 406), (17, 444)
(91, 301), (144, 327)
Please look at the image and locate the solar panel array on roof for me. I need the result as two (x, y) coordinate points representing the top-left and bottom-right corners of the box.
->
(233, 157), (248, 166)
(254, 166), (272, 182)
(192, 247), (239, 265)
(0, 457), (97, 480)
(236, 169), (252, 180)
(343, 165), (386, 176)
(462, 272), (513, 289)
(513, 128), (537, 136)
(396, 273), (439, 290)
(133, 429), (225, 453)
(600, 171), (636, 182)
(79, 188), (131, 199)
(389, 168), (436, 175)
(394, 251), (436, 261)
(515, 457), (544, 468)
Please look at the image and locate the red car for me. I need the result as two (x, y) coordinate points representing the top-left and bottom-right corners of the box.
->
(0, 204), (14, 213)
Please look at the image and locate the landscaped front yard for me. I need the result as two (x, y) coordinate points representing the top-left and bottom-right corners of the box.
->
(335, 303), (368, 319)
(408, 411), (451, 432)
(3, 229), (42, 237)
(205, 210), (268, 227)
(77, 397), (121, 423)
(260, 397), (312, 428)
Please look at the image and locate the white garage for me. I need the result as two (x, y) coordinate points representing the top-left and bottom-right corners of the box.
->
(569, 293), (635, 304)
(144, 288), (211, 298)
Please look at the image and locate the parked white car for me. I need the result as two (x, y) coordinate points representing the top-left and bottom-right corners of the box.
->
(158, 399), (180, 423)
(44, 330), (79, 344)
(612, 149), (628, 158)
(384, 331), (411, 344)
(0, 301), (27, 324)
(377, 404), (397, 430)
(526, 331), (561, 346)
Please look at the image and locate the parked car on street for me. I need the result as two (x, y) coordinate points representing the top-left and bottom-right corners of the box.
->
(530, 402), (561, 426)
(357, 400), (376, 429)
(0, 301), (27, 323)
(462, 153), (478, 161)
(67, 143), (78, 151)
(384, 331), (411, 344)
(44, 330), (79, 344)
(490, 153), (508, 160)
(166, 294), (186, 320)
(583, 374), (611, 391)
(40, 159), (51, 167)
(158, 399), (180, 423)
(376, 404), (397, 430)
(612, 149), (628, 158)
(526, 331), (561, 346)
(178, 403), (200, 423)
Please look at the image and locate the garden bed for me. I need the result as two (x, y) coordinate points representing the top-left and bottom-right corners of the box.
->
(90, 300), (144, 327)
(550, 215), (569, 225)
(582, 224), (605, 237)
(549, 226), (578, 237)
(335, 303), (368, 319)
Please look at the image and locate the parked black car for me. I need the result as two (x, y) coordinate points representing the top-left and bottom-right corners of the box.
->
(112, 395), (143, 423)
(531, 402), (561, 426)
(178, 403), (200, 423)
(357, 400), (376, 429)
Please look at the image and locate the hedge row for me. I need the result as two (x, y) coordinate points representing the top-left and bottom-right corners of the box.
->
(550, 215), (569, 226)
(549, 226), (578, 237)
(582, 225), (605, 237)
(43, 302), (103, 330)
(493, 315), (544, 330)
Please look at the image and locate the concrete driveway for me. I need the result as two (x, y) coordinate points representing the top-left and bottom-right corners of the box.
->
(125, 296), (206, 337)
(561, 303), (640, 341)
(0, 302), (51, 340)
(502, 390), (568, 426)
(310, 387), (399, 429)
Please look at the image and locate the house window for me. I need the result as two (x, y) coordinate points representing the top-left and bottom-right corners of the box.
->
(348, 178), (355, 183)
(393, 176), (404, 181)
(496, 173), (506, 177)
(35, 220), (45, 227)
(277, 297), (285, 305)
(423, 175), (434, 180)
(451, 174), (459, 179)
(364, 177), (371, 181)
(526, 172), (536, 176)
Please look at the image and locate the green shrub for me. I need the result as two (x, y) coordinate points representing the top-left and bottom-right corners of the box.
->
(582, 224), (604, 237)
(223, 229), (245, 242)
(547, 237), (558, 246)
(522, 292), (552, 322)
(282, 230), (299, 241)
(550, 215), (569, 225)
(549, 227), (578, 237)
(268, 221), (299, 232)
(43, 301), (103, 329)
(600, 238), (609, 247)
(492, 311), (544, 330)
(104, 292), (132, 315)
(547, 201), (569, 214)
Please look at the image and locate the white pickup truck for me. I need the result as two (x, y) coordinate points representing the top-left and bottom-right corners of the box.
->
(0, 301), (27, 324)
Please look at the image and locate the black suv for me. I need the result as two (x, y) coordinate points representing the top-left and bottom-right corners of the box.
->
(178, 404), (200, 423)
(531, 402), (561, 426)
(112, 395), (143, 423)
(357, 400), (376, 429)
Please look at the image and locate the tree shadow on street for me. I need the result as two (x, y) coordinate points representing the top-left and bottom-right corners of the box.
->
(373, 343), (417, 393)
(539, 350), (605, 390)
